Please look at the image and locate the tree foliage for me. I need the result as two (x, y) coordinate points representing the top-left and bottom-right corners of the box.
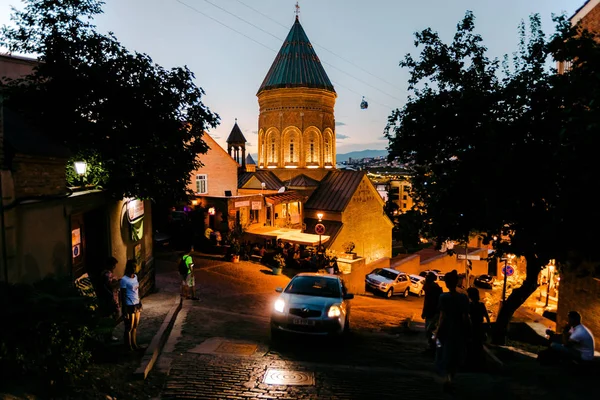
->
(386, 11), (600, 341)
(1, 0), (219, 203)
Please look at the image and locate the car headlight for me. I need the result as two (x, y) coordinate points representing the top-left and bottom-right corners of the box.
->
(328, 304), (342, 318)
(274, 299), (285, 313)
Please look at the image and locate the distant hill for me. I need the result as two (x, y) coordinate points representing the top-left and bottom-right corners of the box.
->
(336, 149), (388, 163)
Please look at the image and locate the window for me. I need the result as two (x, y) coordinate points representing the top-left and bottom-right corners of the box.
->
(196, 174), (207, 194)
(403, 194), (407, 200)
(290, 141), (294, 162)
(310, 141), (315, 162)
(324, 140), (330, 163)
(271, 141), (276, 162)
(403, 202), (407, 209)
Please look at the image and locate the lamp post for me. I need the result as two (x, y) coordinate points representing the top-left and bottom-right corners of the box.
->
(74, 161), (87, 188)
(545, 264), (555, 308)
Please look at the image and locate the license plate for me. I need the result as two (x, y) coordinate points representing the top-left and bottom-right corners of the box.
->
(292, 318), (315, 326)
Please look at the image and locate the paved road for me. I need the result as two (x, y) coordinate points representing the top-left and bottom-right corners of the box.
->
(154, 255), (587, 400)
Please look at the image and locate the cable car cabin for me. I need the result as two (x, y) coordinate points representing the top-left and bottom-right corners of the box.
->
(360, 96), (368, 109)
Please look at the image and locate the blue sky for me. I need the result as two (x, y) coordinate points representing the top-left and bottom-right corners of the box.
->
(0, 0), (586, 154)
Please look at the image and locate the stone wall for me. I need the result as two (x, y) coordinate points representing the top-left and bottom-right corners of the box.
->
(12, 155), (68, 197)
(557, 270), (600, 351)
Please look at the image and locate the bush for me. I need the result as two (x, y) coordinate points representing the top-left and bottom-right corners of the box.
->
(0, 275), (101, 391)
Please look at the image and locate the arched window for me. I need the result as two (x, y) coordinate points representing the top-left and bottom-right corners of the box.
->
(290, 139), (294, 162)
(310, 140), (315, 163)
(271, 141), (276, 163)
(324, 139), (330, 163)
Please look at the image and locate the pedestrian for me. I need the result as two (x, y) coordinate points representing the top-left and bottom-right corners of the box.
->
(98, 256), (120, 342)
(541, 311), (595, 364)
(179, 246), (199, 300)
(466, 287), (491, 370)
(433, 269), (470, 393)
(120, 260), (142, 351)
(421, 271), (443, 353)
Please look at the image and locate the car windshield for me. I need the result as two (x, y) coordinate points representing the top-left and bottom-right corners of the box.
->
(285, 276), (341, 298)
(409, 276), (421, 283)
(375, 269), (398, 280)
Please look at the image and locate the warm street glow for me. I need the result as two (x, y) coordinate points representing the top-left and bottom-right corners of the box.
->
(208, 207), (216, 215)
(317, 212), (324, 221)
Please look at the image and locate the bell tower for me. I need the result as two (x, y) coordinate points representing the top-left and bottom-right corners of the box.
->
(226, 119), (247, 169)
(256, 14), (336, 180)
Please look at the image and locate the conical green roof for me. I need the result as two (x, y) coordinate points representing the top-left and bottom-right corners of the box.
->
(257, 16), (335, 94)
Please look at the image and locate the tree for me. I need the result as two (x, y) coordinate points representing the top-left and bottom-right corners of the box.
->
(0, 0), (219, 203)
(385, 11), (600, 343)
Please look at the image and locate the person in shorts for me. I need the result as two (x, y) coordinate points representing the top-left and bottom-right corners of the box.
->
(180, 246), (198, 300)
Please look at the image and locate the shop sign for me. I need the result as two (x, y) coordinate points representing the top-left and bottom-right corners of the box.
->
(235, 200), (250, 208)
(252, 201), (262, 210)
(127, 199), (145, 223)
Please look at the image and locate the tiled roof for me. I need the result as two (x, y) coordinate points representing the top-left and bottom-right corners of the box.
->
(238, 170), (283, 190)
(303, 218), (343, 248)
(226, 121), (246, 144)
(257, 16), (335, 94)
(285, 173), (320, 188)
(304, 170), (366, 212)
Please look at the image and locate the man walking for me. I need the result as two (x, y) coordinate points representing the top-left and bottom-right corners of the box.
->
(422, 272), (443, 353)
(179, 246), (199, 300)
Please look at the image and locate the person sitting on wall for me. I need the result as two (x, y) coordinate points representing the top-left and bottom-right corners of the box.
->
(540, 311), (595, 364)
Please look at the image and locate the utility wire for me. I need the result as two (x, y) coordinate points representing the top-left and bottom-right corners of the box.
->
(174, 0), (397, 110)
(234, 0), (406, 93)
(180, 0), (404, 103)
(175, 0), (277, 53)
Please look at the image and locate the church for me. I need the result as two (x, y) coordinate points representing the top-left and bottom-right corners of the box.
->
(189, 14), (392, 268)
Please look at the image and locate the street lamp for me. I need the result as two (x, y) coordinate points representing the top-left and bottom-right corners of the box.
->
(316, 212), (324, 256)
(74, 161), (87, 187)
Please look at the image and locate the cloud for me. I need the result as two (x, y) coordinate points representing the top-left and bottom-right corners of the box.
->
(252, 130), (258, 134)
(211, 135), (221, 139)
(335, 121), (346, 126)
(336, 134), (350, 139)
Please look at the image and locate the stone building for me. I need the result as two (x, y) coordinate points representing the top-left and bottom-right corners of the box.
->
(1, 54), (155, 295)
(240, 15), (392, 265)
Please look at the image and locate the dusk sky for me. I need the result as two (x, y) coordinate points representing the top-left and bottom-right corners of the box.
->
(0, 0), (586, 155)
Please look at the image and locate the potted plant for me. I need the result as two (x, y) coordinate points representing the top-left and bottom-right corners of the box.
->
(271, 253), (285, 275)
(341, 241), (357, 259)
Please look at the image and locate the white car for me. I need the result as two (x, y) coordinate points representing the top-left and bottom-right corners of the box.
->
(419, 269), (445, 282)
(270, 273), (353, 339)
(365, 268), (411, 298)
(408, 274), (425, 297)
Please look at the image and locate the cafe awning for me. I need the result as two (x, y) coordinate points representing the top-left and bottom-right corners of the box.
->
(245, 226), (329, 246)
(265, 191), (309, 206)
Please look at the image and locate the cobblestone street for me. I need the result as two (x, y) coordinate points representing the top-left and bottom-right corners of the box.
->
(152, 254), (594, 400)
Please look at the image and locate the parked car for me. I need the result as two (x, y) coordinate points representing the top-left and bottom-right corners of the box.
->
(474, 274), (495, 289)
(408, 274), (425, 297)
(419, 269), (445, 282)
(365, 268), (411, 298)
(270, 273), (353, 339)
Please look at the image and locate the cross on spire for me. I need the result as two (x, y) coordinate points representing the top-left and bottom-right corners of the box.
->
(295, 2), (300, 19)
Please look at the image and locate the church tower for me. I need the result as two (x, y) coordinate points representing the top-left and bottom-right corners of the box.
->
(226, 119), (247, 169)
(256, 14), (337, 180)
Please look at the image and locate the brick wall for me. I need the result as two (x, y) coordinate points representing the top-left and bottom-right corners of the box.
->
(557, 269), (600, 351)
(12, 155), (67, 198)
(578, 3), (600, 34)
(190, 133), (238, 197)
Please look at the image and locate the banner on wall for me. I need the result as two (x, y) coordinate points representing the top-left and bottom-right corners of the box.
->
(127, 199), (145, 241)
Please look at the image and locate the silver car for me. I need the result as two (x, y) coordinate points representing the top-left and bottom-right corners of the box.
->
(270, 273), (353, 339)
(365, 268), (411, 298)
